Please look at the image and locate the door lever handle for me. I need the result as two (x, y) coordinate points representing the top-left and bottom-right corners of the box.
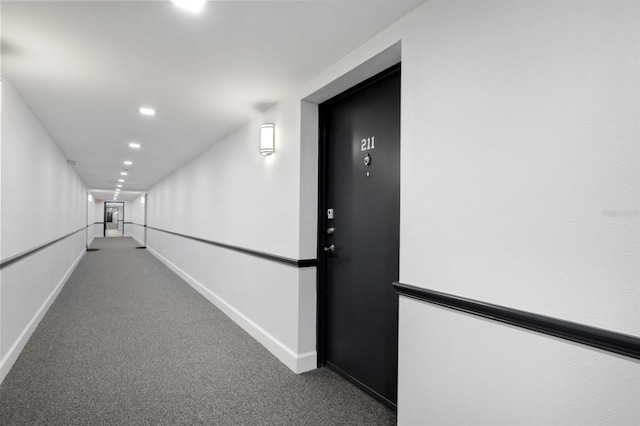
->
(323, 244), (336, 254)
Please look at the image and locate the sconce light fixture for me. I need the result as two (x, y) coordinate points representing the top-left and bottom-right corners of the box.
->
(141, 196), (145, 204)
(260, 123), (275, 156)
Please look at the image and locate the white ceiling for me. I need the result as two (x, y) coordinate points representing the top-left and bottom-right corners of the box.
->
(2, 0), (424, 201)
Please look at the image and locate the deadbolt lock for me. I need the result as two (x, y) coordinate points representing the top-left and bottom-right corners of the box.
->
(327, 227), (335, 235)
(323, 244), (336, 254)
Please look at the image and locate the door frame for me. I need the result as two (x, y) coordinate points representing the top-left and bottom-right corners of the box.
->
(316, 64), (401, 404)
(103, 201), (125, 237)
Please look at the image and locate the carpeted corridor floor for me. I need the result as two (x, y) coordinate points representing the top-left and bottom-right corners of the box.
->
(0, 237), (395, 425)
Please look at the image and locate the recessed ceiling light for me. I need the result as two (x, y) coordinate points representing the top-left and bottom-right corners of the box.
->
(118, 179), (125, 183)
(139, 107), (156, 116)
(121, 171), (128, 176)
(124, 161), (133, 166)
(129, 142), (141, 149)
(172, 0), (205, 14)
(117, 184), (122, 188)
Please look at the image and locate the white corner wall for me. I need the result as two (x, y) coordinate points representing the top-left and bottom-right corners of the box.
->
(0, 77), (87, 383)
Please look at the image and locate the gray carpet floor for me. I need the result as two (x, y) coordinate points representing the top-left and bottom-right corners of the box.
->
(0, 237), (395, 425)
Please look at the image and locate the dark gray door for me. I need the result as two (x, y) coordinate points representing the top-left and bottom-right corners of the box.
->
(319, 65), (400, 406)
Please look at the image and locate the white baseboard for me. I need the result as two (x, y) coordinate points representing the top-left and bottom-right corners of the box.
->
(131, 235), (145, 246)
(0, 249), (85, 384)
(146, 246), (316, 374)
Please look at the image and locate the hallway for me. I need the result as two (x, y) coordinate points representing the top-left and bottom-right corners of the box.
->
(2, 2), (638, 424)
(0, 238), (394, 425)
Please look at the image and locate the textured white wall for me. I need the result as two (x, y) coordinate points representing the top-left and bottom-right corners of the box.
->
(399, 297), (640, 425)
(400, 0), (639, 336)
(393, 1), (639, 424)
(0, 78), (86, 382)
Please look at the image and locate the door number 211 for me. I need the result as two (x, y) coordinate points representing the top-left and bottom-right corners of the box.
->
(360, 136), (375, 151)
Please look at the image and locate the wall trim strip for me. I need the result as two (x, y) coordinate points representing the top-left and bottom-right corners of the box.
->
(147, 226), (317, 268)
(393, 282), (640, 360)
(131, 222), (146, 227)
(0, 227), (86, 270)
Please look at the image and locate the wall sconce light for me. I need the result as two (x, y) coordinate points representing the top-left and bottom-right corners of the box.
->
(141, 196), (145, 204)
(260, 123), (275, 156)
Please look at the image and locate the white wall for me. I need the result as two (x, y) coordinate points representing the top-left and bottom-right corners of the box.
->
(87, 198), (103, 246)
(149, 109), (303, 258)
(0, 7), (4, 377)
(130, 195), (146, 245)
(130, 196), (145, 225)
(399, 297), (640, 426)
(86, 193), (91, 245)
(122, 200), (132, 237)
(390, 1), (639, 424)
(399, 0), (638, 336)
(145, 0), (639, 423)
(0, 77), (87, 383)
